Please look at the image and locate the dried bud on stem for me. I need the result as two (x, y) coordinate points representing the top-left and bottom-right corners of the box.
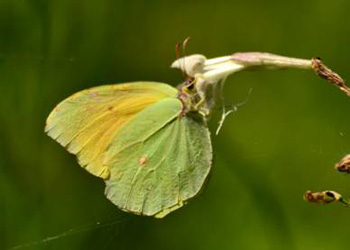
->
(311, 58), (350, 96)
(304, 190), (350, 207)
(304, 190), (342, 205)
(335, 155), (350, 173)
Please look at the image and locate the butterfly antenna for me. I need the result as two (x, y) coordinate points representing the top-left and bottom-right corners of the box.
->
(175, 40), (187, 79)
(182, 37), (191, 79)
(175, 42), (181, 60)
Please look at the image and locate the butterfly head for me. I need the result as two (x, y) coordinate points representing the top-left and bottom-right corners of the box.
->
(172, 54), (243, 116)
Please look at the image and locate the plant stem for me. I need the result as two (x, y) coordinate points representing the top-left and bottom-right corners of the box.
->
(230, 52), (350, 96)
(231, 52), (312, 69)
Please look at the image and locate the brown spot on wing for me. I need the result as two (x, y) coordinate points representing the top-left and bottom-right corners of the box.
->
(139, 156), (147, 166)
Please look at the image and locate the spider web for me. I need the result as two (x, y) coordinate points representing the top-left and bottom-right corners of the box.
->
(8, 214), (128, 250)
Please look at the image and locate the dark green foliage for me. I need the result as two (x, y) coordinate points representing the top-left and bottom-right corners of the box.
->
(1, 0), (350, 249)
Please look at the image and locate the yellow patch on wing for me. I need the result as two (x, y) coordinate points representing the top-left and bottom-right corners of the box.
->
(45, 82), (178, 179)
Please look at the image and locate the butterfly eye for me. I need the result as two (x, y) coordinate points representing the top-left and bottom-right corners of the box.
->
(183, 77), (195, 92)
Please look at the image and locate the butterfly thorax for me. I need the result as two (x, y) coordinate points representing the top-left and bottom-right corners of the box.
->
(172, 54), (230, 117)
(177, 77), (216, 117)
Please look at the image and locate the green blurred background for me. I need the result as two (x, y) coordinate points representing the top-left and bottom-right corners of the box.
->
(1, 0), (350, 249)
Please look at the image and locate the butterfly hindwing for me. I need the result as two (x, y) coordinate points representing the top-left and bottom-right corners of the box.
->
(45, 82), (178, 179)
(104, 98), (212, 217)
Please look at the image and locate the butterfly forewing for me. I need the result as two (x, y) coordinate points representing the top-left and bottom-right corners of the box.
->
(45, 82), (178, 179)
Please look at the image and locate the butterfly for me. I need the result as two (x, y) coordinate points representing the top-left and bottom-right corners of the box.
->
(45, 53), (219, 218)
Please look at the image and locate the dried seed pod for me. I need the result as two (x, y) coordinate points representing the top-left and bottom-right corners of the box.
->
(335, 155), (350, 173)
(311, 58), (350, 96)
(304, 190), (342, 205)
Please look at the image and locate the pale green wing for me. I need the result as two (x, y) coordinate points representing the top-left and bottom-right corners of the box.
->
(104, 98), (212, 218)
(45, 82), (178, 179)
